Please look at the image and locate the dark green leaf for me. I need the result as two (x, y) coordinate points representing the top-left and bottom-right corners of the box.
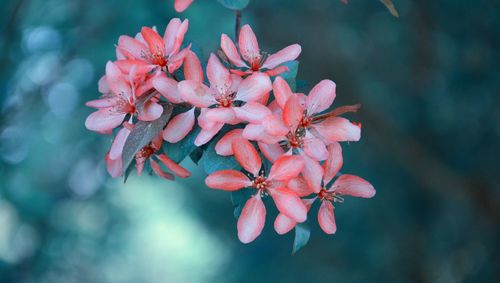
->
(189, 147), (204, 164)
(278, 60), (299, 92)
(380, 0), (399, 18)
(217, 0), (249, 10)
(121, 104), (173, 175)
(199, 129), (241, 174)
(292, 223), (311, 254)
(164, 126), (200, 163)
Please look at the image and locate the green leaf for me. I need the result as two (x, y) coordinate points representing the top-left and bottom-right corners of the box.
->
(163, 126), (201, 164)
(217, 0), (249, 10)
(200, 140), (241, 174)
(380, 0), (399, 18)
(121, 104), (173, 175)
(292, 223), (311, 254)
(278, 60), (299, 92)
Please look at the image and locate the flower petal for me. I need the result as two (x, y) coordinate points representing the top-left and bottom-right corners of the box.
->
(233, 102), (272, 123)
(194, 123), (224, 146)
(306, 80), (336, 115)
(262, 114), (289, 136)
(215, 129), (243, 156)
(150, 158), (175, 180)
(117, 35), (148, 59)
(242, 123), (282, 144)
(238, 25), (260, 63)
(220, 34), (247, 68)
(257, 142), (284, 163)
(300, 152), (323, 193)
(205, 170), (251, 191)
(207, 53), (231, 93)
(85, 98), (116, 109)
(164, 18), (181, 54)
(323, 142), (343, 184)
(273, 76), (293, 109)
(274, 213), (296, 235)
(153, 73), (184, 104)
(141, 27), (166, 55)
(138, 100), (163, 121)
(268, 155), (304, 181)
(303, 133), (328, 161)
(268, 187), (307, 223)
(174, 0), (193, 12)
(156, 154), (191, 178)
(183, 50), (204, 82)
(205, 107), (238, 124)
(105, 153), (122, 178)
(312, 117), (361, 142)
(85, 109), (125, 132)
(232, 138), (261, 176)
(105, 61), (132, 100)
(318, 201), (337, 234)
(331, 174), (376, 198)
(109, 127), (130, 160)
(237, 194), (266, 244)
(287, 177), (314, 197)
(169, 19), (189, 56)
(163, 108), (195, 143)
(236, 72), (272, 102)
(283, 95), (304, 131)
(262, 44), (301, 69)
(178, 80), (216, 108)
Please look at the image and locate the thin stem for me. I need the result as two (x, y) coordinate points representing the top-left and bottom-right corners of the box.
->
(311, 104), (362, 123)
(235, 10), (242, 39)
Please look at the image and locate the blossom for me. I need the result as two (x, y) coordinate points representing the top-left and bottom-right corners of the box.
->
(205, 138), (307, 243)
(220, 24), (301, 76)
(174, 0), (193, 12)
(274, 142), (375, 235)
(106, 125), (191, 180)
(116, 18), (190, 74)
(85, 61), (163, 134)
(178, 53), (272, 146)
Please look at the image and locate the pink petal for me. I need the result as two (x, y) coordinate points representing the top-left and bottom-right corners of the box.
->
(303, 133), (328, 161)
(85, 109), (125, 132)
(163, 18), (182, 54)
(318, 201), (337, 234)
(300, 152), (323, 193)
(306, 80), (336, 115)
(162, 108), (195, 143)
(138, 100), (163, 121)
(283, 95), (304, 131)
(156, 154), (191, 178)
(105, 153), (122, 178)
(141, 27), (166, 56)
(273, 76), (293, 109)
(98, 75), (110, 94)
(236, 72), (272, 102)
(268, 155), (304, 181)
(268, 187), (307, 223)
(323, 142), (343, 184)
(243, 123), (282, 144)
(178, 80), (216, 108)
(232, 102), (272, 123)
(331, 174), (376, 198)
(238, 25), (260, 63)
(237, 194), (266, 244)
(174, 0), (193, 12)
(232, 138), (262, 176)
(262, 44), (301, 69)
(194, 123), (224, 146)
(220, 34), (247, 68)
(117, 35), (148, 59)
(167, 45), (191, 74)
(274, 213), (296, 235)
(205, 107), (238, 124)
(288, 177), (314, 197)
(264, 65), (289, 77)
(205, 170), (251, 191)
(262, 114), (289, 136)
(312, 117), (361, 142)
(153, 73), (183, 104)
(150, 158), (175, 180)
(85, 98), (116, 109)
(207, 53), (231, 93)
(109, 127), (131, 160)
(183, 50), (204, 82)
(105, 61), (131, 99)
(169, 19), (189, 56)
(258, 142), (284, 163)
(215, 129), (243, 156)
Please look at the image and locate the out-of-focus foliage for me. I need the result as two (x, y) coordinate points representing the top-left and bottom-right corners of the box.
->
(0, 0), (498, 282)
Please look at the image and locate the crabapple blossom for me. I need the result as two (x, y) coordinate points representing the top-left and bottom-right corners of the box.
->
(174, 0), (193, 12)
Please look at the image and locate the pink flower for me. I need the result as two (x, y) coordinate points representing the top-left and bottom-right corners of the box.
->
(274, 142), (375, 235)
(178, 53), (272, 146)
(85, 61), (163, 134)
(174, 0), (193, 12)
(221, 24), (301, 76)
(116, 18), (190, 74)
(205, 138), (307, 243)
(242, 77), (361, 162)
(106, 125), (191, 180)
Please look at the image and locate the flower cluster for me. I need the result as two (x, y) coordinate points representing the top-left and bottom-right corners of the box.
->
(85, 11), (375, 248)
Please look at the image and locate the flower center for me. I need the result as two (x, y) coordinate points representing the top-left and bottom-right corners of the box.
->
(252, 175), (268, 191)
(216, 93), (236, 108)
(136, 145), (155, 160)
(318, 188), (344, 203)
(286, 127), (306, 149)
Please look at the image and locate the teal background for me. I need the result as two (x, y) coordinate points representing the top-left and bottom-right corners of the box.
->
(0, 0), (498, 282)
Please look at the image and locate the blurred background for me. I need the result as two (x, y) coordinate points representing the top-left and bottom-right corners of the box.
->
(0, 0), (498, 282)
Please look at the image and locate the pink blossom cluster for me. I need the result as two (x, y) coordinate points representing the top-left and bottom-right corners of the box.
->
(85, 16), (375, 244)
